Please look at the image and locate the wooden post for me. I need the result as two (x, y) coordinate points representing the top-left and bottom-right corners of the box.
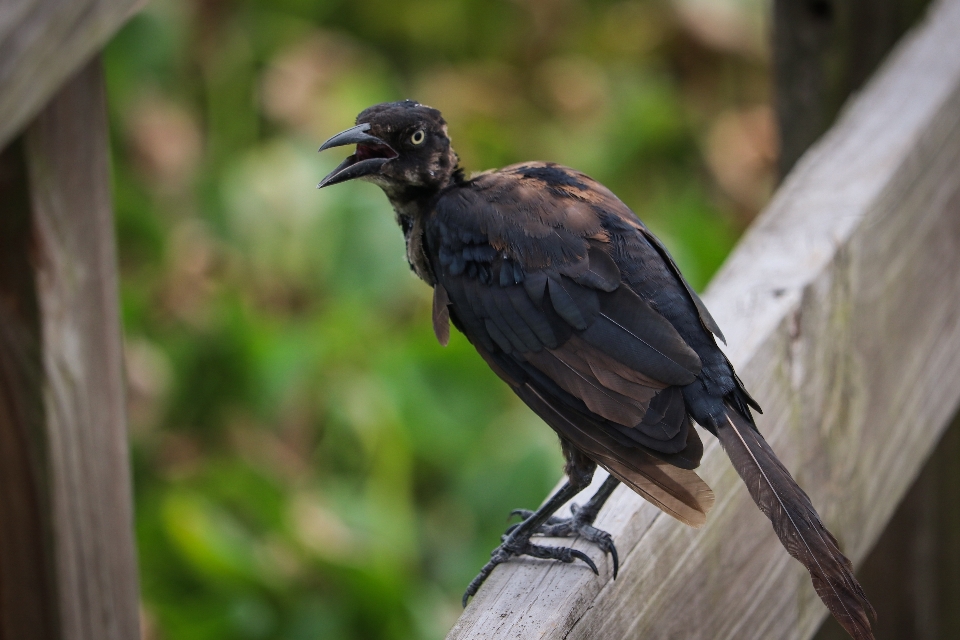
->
(773, 0), (932, 176)
(0, 58), (140, 640)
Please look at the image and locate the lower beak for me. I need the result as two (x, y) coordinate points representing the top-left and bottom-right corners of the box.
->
(317, 123), (397, 188)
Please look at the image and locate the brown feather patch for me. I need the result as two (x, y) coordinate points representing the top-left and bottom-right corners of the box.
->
(432, 284), (450, 346)
(518, 382), (714, 528)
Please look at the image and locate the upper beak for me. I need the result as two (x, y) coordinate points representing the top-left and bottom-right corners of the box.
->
(317, 123), (397, 188)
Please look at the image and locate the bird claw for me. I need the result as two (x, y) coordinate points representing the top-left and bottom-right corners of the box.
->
(537, 513), (620, 579)
(462, 537), (599, 607)
(463, 505), (619, 607)
(505, 503), (619, 579)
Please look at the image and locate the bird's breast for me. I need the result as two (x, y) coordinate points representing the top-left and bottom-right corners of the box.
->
(402, 213), (435, 286)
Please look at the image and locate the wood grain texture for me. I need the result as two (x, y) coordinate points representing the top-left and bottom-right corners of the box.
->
(447, 0), (960, 637)
(0, 0), (145, 150)
(0, 137), (60, 640)
(6, 57), (140, 640)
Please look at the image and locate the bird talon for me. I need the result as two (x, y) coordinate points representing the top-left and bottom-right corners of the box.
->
(569, 548), (599, 575)
(520, 512), (620, 577)
(608, 539), (620, 579)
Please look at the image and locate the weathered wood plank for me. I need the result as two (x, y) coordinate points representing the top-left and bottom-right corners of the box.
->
(0, 57), (140, 640)
(447, 0), (960, 637)
(0, 0), (145, 150)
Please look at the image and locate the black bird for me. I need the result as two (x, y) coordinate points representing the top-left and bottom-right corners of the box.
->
(318, 100), (876, 639)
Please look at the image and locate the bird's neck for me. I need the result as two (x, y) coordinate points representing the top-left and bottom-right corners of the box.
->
(387, 191), (440, 287)
(382, 155), (465, 287)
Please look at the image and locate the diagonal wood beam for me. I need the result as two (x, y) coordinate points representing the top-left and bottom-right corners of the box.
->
(447, 0), (960, 637)
(0, 0), (145, 150)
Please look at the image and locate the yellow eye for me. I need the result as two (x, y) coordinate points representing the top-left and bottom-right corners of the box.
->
(411, 130), (425, 145)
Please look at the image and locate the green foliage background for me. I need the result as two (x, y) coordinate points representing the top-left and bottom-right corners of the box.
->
(104, 0), (774, 638)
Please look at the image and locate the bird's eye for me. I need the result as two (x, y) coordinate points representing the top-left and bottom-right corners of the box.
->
(411, 130), (425, 145)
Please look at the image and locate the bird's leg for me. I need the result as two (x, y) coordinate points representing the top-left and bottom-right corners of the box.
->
(508, 474), (621, 578)
(462, 480), (596, 606)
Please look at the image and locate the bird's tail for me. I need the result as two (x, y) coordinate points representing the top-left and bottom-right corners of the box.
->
(714, 405), (876, 640)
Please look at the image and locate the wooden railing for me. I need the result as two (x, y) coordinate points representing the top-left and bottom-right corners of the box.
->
(448, 0), (960, 637)
(1, 1), (959, 639)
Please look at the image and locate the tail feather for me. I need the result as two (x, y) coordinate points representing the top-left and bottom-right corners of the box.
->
(716, 405), (876, 640)
(587, 443), (715, 529)
(518, 382), (715, 527)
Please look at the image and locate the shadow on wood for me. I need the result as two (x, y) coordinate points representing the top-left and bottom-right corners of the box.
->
(815, 413), (960, 640)
(0, 133), (60, 640)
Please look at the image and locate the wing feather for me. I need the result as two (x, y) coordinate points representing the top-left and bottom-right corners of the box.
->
(519, 382), (714, 527)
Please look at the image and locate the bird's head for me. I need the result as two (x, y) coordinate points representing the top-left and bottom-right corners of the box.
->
(317, 100), (460, 199)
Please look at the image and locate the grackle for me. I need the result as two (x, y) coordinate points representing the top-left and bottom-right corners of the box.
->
(318, 100), (876, 639)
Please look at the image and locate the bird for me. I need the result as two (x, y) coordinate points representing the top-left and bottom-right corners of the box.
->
(317, 99), (876, 639)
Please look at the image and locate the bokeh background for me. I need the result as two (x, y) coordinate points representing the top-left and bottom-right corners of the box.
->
(103, 0), (776, 638)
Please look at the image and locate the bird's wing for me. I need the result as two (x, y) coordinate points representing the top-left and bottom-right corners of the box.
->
(429, 162), (713, 523)
(634, 225), (727, 343)
(437, 161), (723, 344)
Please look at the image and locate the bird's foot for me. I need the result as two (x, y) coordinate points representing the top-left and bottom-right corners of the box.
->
(508, 501), (619, 579)
(461, 514), (600, 607)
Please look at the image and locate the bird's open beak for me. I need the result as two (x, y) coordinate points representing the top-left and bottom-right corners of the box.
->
(317, 123), (398, 188)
